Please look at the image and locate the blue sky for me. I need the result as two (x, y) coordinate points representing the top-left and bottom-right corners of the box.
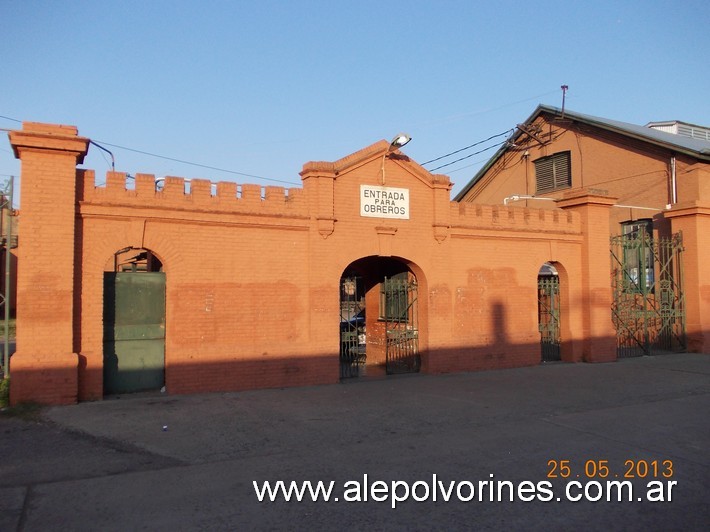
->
(2, 0), (709, 203)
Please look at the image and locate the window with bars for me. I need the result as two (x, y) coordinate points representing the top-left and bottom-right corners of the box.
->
(621, 220), (655, 293)
(534, 151), (571, 193)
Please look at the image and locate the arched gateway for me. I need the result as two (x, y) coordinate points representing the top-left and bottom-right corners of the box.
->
(537, 262), (561, 362)
(103, 248), (166, 394)
(340, 257), (421, 378)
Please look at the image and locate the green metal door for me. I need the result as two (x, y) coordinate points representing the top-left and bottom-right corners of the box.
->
(103, 272), (166, 394)
(383, 274), (420, 374)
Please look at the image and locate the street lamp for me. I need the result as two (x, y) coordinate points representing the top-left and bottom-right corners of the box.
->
(382, 133), (411, 185)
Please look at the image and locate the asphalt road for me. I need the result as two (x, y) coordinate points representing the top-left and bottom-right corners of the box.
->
(1, 353), (708, 531)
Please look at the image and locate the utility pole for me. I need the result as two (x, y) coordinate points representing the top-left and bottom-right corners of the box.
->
(561, 85), (569, 118)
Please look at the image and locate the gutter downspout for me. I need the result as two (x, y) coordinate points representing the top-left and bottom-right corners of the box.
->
(670, 156), (677, 206)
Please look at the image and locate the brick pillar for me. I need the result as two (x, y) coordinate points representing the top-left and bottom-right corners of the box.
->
(664, 202), (710, 352)
(301, 161), (336, 239)
(557, 192), (617, 362)
(8, 123), (89, 405)
(431, 174), (452, 242)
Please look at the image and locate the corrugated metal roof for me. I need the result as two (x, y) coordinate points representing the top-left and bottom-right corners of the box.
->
(454, 105), (710, 201)
(550, 106), (710, 155)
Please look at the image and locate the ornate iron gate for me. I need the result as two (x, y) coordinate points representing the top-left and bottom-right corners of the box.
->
(538, 275), (561, 362)
(611, 230), (685, 357)
(383, 274), (420, 374)
(340, 276), (366, 378)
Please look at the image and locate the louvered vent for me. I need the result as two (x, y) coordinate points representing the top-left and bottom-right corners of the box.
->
(677, 123), (710, 141)
(535, 152), (571, 193)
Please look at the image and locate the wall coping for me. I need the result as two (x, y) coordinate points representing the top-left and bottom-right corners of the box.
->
(9, 122), (90, 163)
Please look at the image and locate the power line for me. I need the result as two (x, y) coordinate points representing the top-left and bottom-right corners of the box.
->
(89, 141), (115, 171)
(429, 141), (507, 172)
(91, 140), (298, 185)
(420, 129), (514, 166)
(0, 113), (298, 185)
(413, 89), (561, 128)
(442, 156), (495, 175)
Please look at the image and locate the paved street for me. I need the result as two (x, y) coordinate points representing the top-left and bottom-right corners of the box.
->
(1, 353), (709, 531)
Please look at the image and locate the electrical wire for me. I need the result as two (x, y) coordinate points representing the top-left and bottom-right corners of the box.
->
(441, 156), (495, 174)
(89, 140), (115, 171)
(0, 113), (297, 185)
(414, 89), (561, 127)
(429, 141), (508, 172)
(91, 139), (298, 185)
(421, 129), (514, 166)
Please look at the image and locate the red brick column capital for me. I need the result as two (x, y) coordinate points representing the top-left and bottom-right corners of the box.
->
(9, 122), (89, 163)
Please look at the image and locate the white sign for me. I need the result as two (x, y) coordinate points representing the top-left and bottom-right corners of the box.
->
(360, 185), (410, 219)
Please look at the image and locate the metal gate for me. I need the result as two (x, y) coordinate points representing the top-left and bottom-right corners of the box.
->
(383, 274), (420, 374)
(538, 275), (561, 362)
(103, 272), (166, 394)
(611, 230), (685, 357)
(340, 276), (366, 378)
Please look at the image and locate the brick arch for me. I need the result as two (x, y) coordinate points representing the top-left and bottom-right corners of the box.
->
(76, 225), (182, 401)
(140, 230), (184, 275)
(339, 254), (428, 375)
(537, 261), (573, 362)
(84, 233), (183, 276)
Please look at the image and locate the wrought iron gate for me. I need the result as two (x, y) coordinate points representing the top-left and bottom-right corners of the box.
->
(340, 276), (366, 378)
(538, 275), (561, 362)
(383, 274), (420, 374)
(611, 230), (685, 357)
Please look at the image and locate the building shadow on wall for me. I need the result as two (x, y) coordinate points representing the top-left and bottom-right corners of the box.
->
(11, 331), (632, 405)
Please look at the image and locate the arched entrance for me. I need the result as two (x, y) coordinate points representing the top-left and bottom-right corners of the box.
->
(103, 247), (166, 394)
(340, 257), (421, 378)
(537, 262), (561, 362)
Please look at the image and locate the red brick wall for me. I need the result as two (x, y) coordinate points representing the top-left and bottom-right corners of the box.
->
(9, 123), (620, 404)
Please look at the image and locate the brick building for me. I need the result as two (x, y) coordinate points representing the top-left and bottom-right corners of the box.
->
(455, 105), (710, 356)
(6, 120), (708, 405)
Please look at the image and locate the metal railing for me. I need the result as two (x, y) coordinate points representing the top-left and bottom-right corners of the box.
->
(1, 176), (15, 379)
(611, 230), (685, 357)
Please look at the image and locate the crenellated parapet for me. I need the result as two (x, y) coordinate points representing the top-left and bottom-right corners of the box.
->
(450, 201), (581, 236)
(80, 170), (308, 216)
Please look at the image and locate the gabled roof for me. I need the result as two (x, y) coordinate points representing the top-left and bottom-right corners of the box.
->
(454, 104), (710, 201)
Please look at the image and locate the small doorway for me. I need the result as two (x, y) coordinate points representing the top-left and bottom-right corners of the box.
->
(103, 248), (166, 394)
(537, 262), (561, 362)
